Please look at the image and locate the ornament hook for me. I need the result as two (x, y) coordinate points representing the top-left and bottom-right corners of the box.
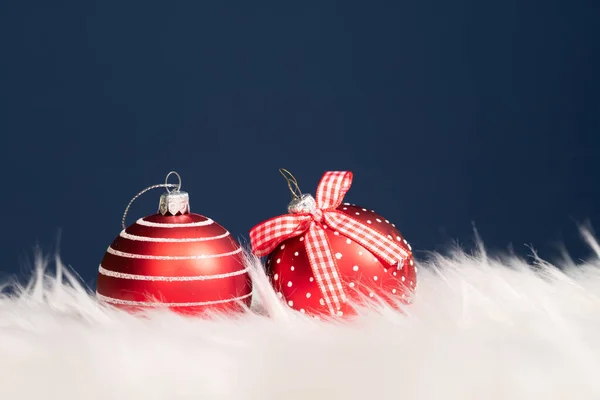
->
(165, 171), (182, 193)
(279, 168), (302, 200)
(120, 171), (183, 230)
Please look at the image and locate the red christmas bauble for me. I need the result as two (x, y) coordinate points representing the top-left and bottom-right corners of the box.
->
(265, 204), (416, 316)
(96, 176), (252, 315)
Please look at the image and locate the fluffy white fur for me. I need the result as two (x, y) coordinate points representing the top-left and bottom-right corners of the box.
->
(3, 232), (600, 399)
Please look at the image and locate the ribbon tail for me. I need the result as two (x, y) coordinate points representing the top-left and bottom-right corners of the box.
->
(305, 224), (346, 315)
(315, 171), (353, 210)
(252, 237), (290, 257)
(325, 212), (410, 265)
(249, 215), (312, 256)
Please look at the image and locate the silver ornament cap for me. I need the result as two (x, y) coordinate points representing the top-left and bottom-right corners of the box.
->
(288, 193), (317, 214)
(158, 171), (190, 216)
(159, 190), (190, 216)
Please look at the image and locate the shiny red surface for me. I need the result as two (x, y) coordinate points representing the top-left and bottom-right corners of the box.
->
(96, 213), (252, 315)
(128, 214), (228, 238)
(99, 253), (244, 277)
(96, 272), (250, 303)
(266, 205), (416, 317)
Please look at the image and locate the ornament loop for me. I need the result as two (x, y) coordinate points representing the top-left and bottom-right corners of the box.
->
(165, 171), (182, 193)
(279, 168), (302, 200)
(121, 181), (179, 230)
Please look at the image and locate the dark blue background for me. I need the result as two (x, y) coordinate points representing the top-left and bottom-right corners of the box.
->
(1, 1), (599, 286)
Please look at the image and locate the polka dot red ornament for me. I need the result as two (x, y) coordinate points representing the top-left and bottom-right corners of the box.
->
(250, 170), (416, 318)
(96, 172), (252, 315)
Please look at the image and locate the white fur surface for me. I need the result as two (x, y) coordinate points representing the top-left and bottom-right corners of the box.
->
(3, 234), (600, 399)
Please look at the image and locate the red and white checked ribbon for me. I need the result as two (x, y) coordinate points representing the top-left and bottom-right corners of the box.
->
(250, 171), (410, 315)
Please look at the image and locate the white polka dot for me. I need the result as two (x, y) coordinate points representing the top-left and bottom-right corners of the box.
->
(280, 244), (285, 250)
(410, 281), (414, 286)
(334, 231), (340, 235)
(352, 265), (359, 271)
(337, 311), (344, 316)
(319, 299), (325, 306)
(290, 266), (295, 271)
(349, 282), (355, 288)
(277, 292), (283, 298)
(309, 277), (314, 282)
(403, 238), (408, 244)
(392, 223), (396, 227)
(393, 271), (397, 276)
(371, 210), (375, 212)
(401, 294), (406, 299)
(407, 243), (412, 250)
(414, 267), (418, 273)
(410, 259), (414, 266)
(299, 237), (304, 241)
(288, 300), (294, 306)
(385, 219), (390, 223)
(392, 288), (397, 294)
(384, 268), (388, 272)
(355, 212), (360, 215)
(396, 236), (402, 241)
(287, 281), (293, 287)
(343, 202), (350, 205)
(376, 218), (382, 223)
(369, 292), (374, 298)
(346, 238), (351, 244)
(358, 251), (363, 256)
(387, 235), (393, 239)
(306, 292), (311, 298)
(300, 308), (306, 313)
(401, 276), (406, 282)
(294, 251), (299, 256)
(362, 208), (367, 211)
(373, 276), (378, 281)
(373, 257), (378, 262)
(343, 207), (347, 210)
(367, 220), (372, 224)
(323, 225), (328, 229)
(274, 274), (279, 281)
(276, 258), (281, 264)
(335, 252), (342, 259)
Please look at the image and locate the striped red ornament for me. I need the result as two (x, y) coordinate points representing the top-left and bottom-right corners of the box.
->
(96, 172), (252, 315)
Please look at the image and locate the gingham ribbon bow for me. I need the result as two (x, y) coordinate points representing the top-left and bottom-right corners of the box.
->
(250, 171), (410, 316)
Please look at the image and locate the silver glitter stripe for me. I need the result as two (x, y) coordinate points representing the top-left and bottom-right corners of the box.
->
(136, 217), (214, 228)
(98, 264), (249, 281)
(106, 246), (242, 260)
(119, 230), (230, 242)
(96, 292), (252, 307)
